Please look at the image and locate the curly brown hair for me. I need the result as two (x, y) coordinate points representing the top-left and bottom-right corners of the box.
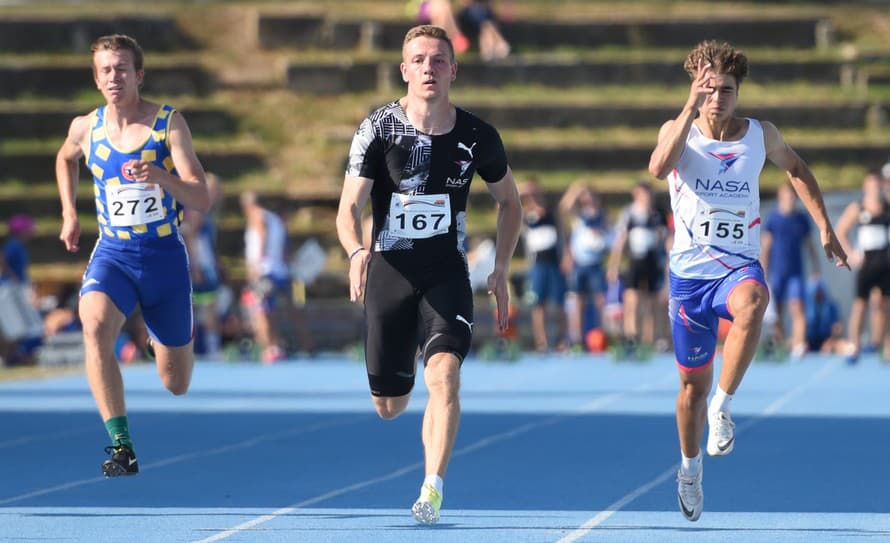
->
(683, 40), (748, 87)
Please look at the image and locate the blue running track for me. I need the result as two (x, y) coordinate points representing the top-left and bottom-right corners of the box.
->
(0, 353), (888, 542)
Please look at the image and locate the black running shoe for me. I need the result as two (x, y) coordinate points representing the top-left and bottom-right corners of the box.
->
(102, 444), (139, 477)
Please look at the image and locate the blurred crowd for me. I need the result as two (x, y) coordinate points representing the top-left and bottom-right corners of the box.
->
(5, 164), (890, 367)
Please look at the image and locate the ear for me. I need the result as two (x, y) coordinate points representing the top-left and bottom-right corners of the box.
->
(400, 62), (408, 83)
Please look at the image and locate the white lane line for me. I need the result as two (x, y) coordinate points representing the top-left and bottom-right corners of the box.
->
(554, 357), (842, 543)
(191, 370), (678, 543)
(0, 415), (366, 506)
(0, 425), (95, 449)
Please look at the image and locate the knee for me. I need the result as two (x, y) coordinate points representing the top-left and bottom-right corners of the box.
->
(678, 379), (710, 409)
(374, 398), (407, 420)
(732, 287), (769, 324)
(162, 375), (190, 396)
(425, 356), (461, 397)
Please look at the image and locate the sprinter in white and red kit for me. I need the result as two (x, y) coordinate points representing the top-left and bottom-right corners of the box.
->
(648, 40), (850, 522)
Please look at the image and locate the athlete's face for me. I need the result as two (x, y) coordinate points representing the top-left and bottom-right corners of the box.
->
(401, 36), (457, 99)
(93, 49), (142, 105)
(700, 73), (738, 121)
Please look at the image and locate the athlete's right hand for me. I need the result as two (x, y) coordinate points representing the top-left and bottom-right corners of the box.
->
(687, 59), (714, 110)
(59, 216), (80, 253)
(348, 249), (371, 302)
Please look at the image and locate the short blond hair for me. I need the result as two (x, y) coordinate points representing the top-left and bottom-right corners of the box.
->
(684, 40), (748, 87)
(403, 25), (455, 61)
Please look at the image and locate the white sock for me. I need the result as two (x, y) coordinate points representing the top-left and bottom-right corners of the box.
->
(424, 474), (444, 494)
(710, 385), (733, 415)
(681, 450), (703, 477)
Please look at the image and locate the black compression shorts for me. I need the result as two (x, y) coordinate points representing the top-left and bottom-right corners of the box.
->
(363, 255), (474, 397)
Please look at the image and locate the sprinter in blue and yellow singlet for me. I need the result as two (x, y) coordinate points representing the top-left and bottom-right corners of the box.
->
(55, 34), (210, 478)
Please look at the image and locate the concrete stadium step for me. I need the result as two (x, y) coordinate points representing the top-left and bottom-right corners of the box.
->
(0, 63), (215, 99)
(0, 148), (265, 183)
(0, 16), (195, 53)
(0, 106), (239, 141)
(462, 103), (883, 129)
(285, 58), (851, 93)
(259, 15), (828, 50)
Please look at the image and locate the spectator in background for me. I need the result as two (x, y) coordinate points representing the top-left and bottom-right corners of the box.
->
(409, 0), (470, 54)
(804, 277), (847, 355)
(241, 191), (291, 364)
(457, 0), (511, 62)
(835, 170), (890, 363)
(519, 179), (567, 352)
(3, 214), (35, 284)
(559, 182), (610, 351)
(0, 213), (41, 365)
(761, 182), (820, 360)
(607, 181), (669, 354)
(182, 173), (224, 360)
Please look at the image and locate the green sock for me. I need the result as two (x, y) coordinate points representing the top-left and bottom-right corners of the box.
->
(104, 416), (134, 451)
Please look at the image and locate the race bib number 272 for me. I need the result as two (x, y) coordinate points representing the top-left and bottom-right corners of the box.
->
(105, 183), (165, 227)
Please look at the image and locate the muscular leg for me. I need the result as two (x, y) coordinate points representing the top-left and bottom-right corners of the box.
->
(677, 365), (713, 457)
(422, 353), (461, 478)
(79, 292), (128, 420)
(718, 282), (769, 395)
(152, 341), (194, 395)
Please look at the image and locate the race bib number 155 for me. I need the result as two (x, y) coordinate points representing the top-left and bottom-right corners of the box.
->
(388, 193), (452, 239)
(692, 204), (750, 247)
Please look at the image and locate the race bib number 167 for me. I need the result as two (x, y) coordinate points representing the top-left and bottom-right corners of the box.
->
(388, 193), (452, 239)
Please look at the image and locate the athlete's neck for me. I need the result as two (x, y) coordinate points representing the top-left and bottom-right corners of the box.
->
(696, 117), (742, 142)
(105, 98), (150, 128)
(400, 96), (455, 135)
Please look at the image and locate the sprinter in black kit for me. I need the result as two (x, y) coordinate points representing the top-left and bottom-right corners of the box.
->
(335, 24), (522, 526)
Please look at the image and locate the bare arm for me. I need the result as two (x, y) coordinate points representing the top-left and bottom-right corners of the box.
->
(833, 202), (860, 260)
(336, 175), (374, 302)
(763, 121), (850, 270)
(129, 112), (210, 213)
(55, 115), (89, 253)
(648, 60), (713, 179)
(760, 231), (773, 275)
(486, 166), (523, 332)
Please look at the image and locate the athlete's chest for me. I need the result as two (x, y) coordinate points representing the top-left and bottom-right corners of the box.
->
(384, 129), (481, 193)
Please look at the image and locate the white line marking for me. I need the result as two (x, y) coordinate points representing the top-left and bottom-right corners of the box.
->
(554, 357), (842, 543)
(0, 425), (95, 449)
(0, 416), (365, 506)
(191, 370), (677, 542)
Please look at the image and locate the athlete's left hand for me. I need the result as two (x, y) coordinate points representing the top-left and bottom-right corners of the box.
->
(487, 267), (510, 331)
(822, 229), (851, 271)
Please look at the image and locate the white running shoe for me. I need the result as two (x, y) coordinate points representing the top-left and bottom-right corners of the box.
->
(707, 409), (736, 456)
(677, 469), (704, 521)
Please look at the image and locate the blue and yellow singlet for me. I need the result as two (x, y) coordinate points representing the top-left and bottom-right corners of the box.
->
(86, 104), (184, 240)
